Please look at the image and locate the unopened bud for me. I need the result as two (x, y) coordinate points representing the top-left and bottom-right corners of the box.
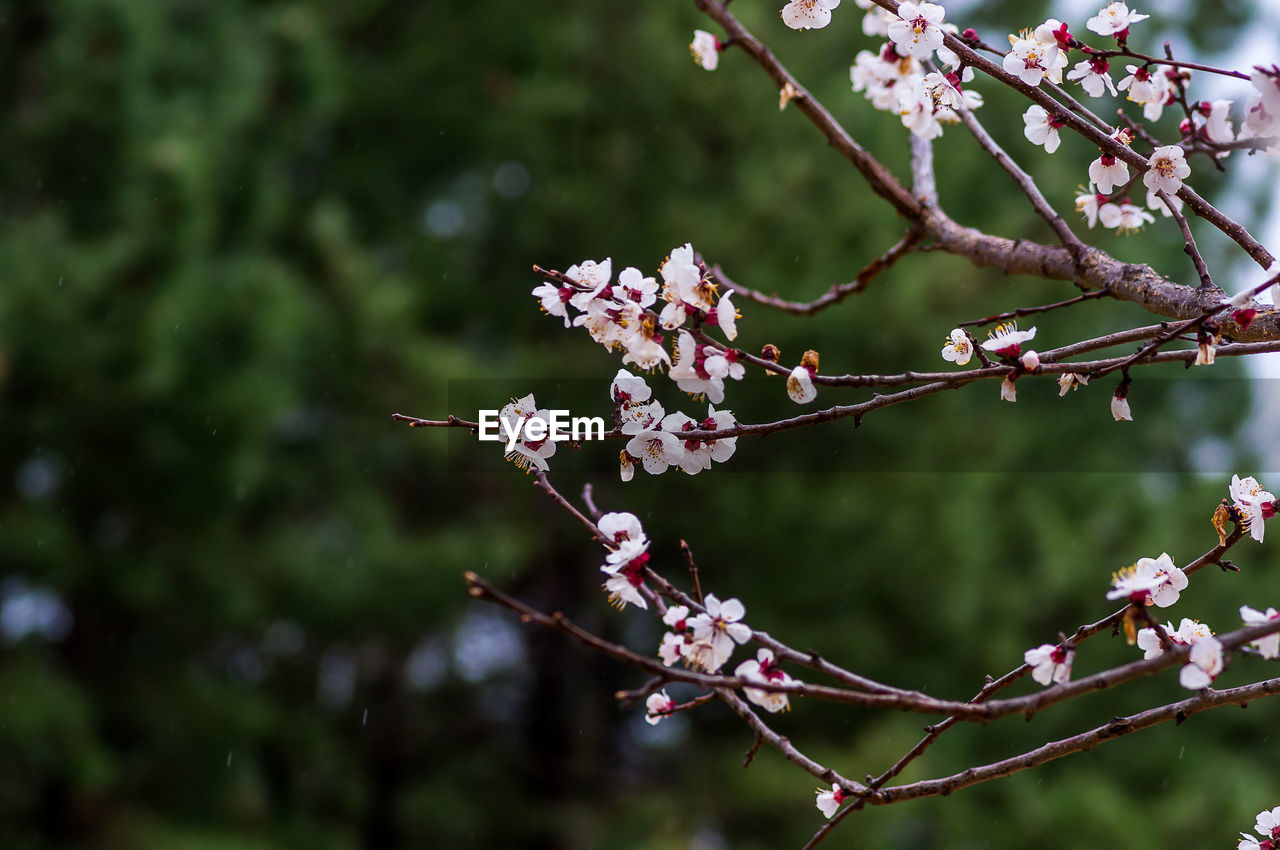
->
(760, 343), (780, 363)
(1020, 350), (1041, 371)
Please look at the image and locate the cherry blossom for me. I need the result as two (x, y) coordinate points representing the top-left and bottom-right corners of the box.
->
(918, 71), (963, 111)
(1137, 617), (1211, 659)
(610, 369), (653, 405)
(1099, 200), (1153, 233)
(564, 258), (613, 310)
(658, 605), (690, 666)
(1024, 643), (1073, 686)
(498, 394), (557, 472)
(707, 291), (739, 341)
(851, 45), (920, 113)
(1255, 806), (1280, 841)
(1023, 105), (1064, 153)
(1088, 153), (1129, 195)
(1240, 605), (1280, 660)
(601, 546), (649, 610)
(1202, 99), (1236, 144)
(1058, 372), (1089, 395)
(781, 0), (841, 31)
(1067, 56), (1117, 97)
(941, 328), (973, 365)
(980, 321), (1036, 358)
(690, 30), (720, 71)
(787, 351), (820, 404)
(854, 0), (896, 37)
(1075, 187), (1105, 228)
(887, 2), (946, 60)
(1020, 350), (1041, 371)
(688, 594), (751, 673)
(736, 648), (795, 713)
(660, 407), (737, 475)
(611, 266), (659, 309)
(645, 690), (676, 725)
(1111, 392), (1133, 421)
(1003, 33), (1060, 88)
(1107, 553), (1187, 607)
(625, 427), (685, 475)
(1230, 474), (1277, 543)
(999, 375), (1017, 403)
(531, 279), (577, 327)
(620, 314), (673, 372)
(1179, 634), (1223, 689)
(1086, 2), (1149, 38)
(620, 399), (665, 437)
(1143, 145), (1190, 196)
(815, 784), (851, 818)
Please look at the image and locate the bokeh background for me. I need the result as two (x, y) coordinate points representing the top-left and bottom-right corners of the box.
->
(3, 0), (1279, 847)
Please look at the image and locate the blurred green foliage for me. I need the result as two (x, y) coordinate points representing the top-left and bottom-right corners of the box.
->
(1, 0), (1276, 848)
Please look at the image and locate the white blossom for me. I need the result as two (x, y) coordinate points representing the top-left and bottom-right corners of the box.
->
(1086, 3), (1149, 37)
(1142, 145), (1190, 196)
(1230, 474), (1276, 543)
(610, 369), (653, 405)
(1179, 634), (1223, 689)
(1203, 99), (1235, 143)
(1058, 373), (1088, 395)
(1024, 643), (1073, 686)
(887, 1), (946, 60)
(1088, 154), (1129, 195)
(690, 30), (720, 71)
(645, 690), (676, 724)
(611, 266), (659, 309)
(1099, 201), (1153, 233)
(1111, 393), (1133, 420)
(815, 784), (850, 818)
(625, 428), (685, 474)
(1240, 605), (1280, 659)
(781, 0), (841, 31)
(1137, 617), (1212, 659)
(999, 375), (1017, 403)
(787, 364), (818, 404)
(687, 594), (751, 673)
(1023, 105), (1063, 153)
(1107, 553), (1185, 606)
(1067, 57), (1117, 97)
(1254, 805), (1280, 841)
(1003, 34), (1060, 87)
(736, 648), (795, 713)
(941, 328), (973, 365)
(980, 321), (1037, 358)
(565, 258), (613, 310)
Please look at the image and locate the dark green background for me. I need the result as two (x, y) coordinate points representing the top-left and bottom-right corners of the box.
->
(2, 0), (1276, 847)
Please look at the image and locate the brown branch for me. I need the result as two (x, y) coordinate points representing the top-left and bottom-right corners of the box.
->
(707, 229), (922, 315)
(949, 86), (1087, 257)
(1157, 189), (1214, 289)
(861, 677), (1280, 806)
(958, 288), (1113, 327)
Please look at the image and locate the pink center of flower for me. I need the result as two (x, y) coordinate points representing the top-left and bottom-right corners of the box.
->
(1100, 154), (1116, 166)
(1050, 646), (1068, 664)
(1052, 22), (1073, 49)
(621, 552), (649, 588)
(1263, 501), (1277, 521)
(1234, 307), (1258, 329)
(1089, 56), (1109, 74)
(1133, 66), (1149, 82)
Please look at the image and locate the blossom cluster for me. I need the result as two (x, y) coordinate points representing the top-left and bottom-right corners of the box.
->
(847, 3), (985, 140)
(1239, 805), (1280, 849)
(613, 369), (738, 479)
(531, 246), (740, 377)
